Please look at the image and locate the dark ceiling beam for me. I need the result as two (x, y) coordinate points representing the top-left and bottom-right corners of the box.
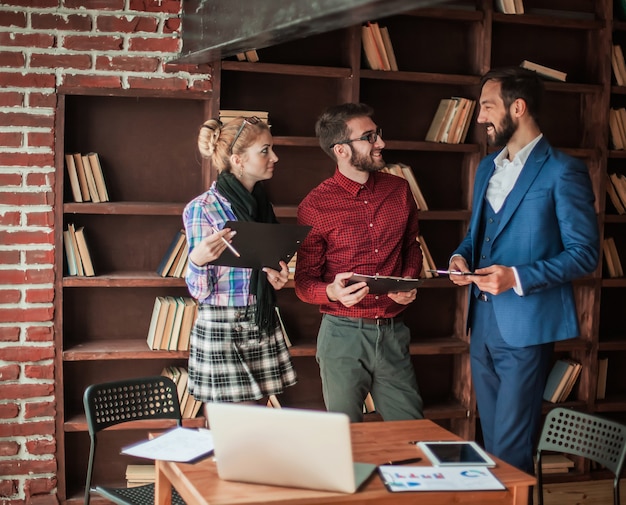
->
(171, 0), (451, 64)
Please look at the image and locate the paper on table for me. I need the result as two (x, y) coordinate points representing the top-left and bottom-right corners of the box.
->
(121, 426), (214, 462)
(378, 465), (505, 492)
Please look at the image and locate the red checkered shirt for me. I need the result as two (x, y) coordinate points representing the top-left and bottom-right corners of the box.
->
(295, 168), (422, 319)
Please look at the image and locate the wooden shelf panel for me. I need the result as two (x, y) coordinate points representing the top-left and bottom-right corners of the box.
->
(598, 338), (626, 351)
(63, 272), (187, 288)
(493, 11), (602, 29)
(63, 202), (187, 215)
(221, 60), (352, 78)
(63, 339), (189, 361)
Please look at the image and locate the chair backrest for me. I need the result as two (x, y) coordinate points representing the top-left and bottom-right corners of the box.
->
(537, 407), (626, 477)
(83, 376), (182, 505)
(84, 375), (182, 434)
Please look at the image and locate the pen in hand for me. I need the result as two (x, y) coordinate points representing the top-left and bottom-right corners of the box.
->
(211, 226), (241, 258)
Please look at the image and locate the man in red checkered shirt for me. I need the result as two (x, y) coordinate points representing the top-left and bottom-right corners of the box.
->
(295, 102), (424, 422)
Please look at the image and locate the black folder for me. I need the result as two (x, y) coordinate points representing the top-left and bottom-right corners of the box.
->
(347, 274), (423, 294)
(210, 221), (311, 270)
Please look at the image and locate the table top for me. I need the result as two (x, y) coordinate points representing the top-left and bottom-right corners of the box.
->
(156, 418), (535, 505)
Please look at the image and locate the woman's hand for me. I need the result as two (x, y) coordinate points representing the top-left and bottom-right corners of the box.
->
(263, 260), (289, 290)
(188, 228), (236, 266)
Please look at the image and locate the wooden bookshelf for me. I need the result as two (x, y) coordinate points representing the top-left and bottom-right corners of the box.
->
(55, 0), (626, 500)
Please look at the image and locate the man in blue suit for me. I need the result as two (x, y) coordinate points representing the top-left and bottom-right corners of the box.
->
(449, 67), (599, 475)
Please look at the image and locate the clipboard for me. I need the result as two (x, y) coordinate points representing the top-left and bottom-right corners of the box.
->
(210, 221), (311, 270)
(347, 274), (423, 294)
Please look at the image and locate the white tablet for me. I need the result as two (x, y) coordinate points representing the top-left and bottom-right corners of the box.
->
(417, 441), (496, 467)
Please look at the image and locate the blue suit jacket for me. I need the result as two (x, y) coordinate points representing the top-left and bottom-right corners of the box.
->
(453, 137), (599, 347)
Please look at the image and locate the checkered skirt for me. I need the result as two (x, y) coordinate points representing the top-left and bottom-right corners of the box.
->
(188, 304), (297, 403)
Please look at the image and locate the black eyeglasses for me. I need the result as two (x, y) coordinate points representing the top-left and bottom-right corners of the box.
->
(229, 116), (262, 153)
(330, 127), (382, 149)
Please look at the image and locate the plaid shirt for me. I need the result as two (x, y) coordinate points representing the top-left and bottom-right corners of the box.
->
(295, 168), (422, 319)
(183, 183), (255, 306)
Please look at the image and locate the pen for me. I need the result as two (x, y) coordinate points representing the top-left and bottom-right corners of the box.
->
(428, 269), (483, 276)
(211, 226), (241, 258)
(386, 457), (422, 465)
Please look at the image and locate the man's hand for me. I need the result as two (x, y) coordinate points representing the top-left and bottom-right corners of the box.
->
(472, 265), (516, 295)
(448, 257), (473, 286)
(388, 289), (417, 305)
(326, 272), (369, 307)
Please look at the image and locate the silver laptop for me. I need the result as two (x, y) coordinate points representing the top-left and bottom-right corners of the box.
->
(206, 403), (377, 494)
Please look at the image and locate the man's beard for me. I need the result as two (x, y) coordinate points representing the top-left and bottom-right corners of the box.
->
(350, 148), (385, 173)
(488, 111), (517, 146)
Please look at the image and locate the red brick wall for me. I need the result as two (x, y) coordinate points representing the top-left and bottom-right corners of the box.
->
(0, 2), (212, 503)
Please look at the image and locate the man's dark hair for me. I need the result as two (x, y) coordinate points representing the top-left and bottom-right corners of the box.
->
(480, 67), (544, 124)
(315, 102), (374, 160)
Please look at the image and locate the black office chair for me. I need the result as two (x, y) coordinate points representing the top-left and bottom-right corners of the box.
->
(83, 375), (186, 505)
(536, 407), (626, 505)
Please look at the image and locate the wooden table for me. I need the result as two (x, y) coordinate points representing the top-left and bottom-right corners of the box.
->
(155, 419), (535, 505)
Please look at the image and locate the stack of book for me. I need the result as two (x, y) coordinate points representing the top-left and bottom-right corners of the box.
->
(495, 0), (524, 14)
(609, 109), (626, 150)
(361, 21), (398, 71)
(63, 223), (95, 276)
(425, 97), (476, 144)
(157, 230), (188, 278)
(64, 152), (109, 203)
(126, 464), (154, 487)
(146, 296), (198, 351)
(219, 109), (269, 125)
(161, 366), (202, 418)
(382, 163), (428, 211)
(520, 60), (567, 82)
(612, 45), (626, 87)
(543, 359), (582, 403)
(607, 173), (626, 214)
(417, 235), (437, 278)
(602, 237), (624, 278)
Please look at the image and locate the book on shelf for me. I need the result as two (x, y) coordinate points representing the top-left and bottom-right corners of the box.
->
(379, 26), (398, 71)
(513, 0), (524, 14)
(382, 163), (428, 211)
(520, 60), (567, 82)
(156, 229), (186, 277)
(81, 154), (101, 203)
(495, 0), (518, 14)
(596, 357), (608, 400)
(611, 45), (626, 87)
(417, 235), (437, 278)
(126, 464), (155, 487)
(71, 153), (91, 202)
(609, 173), (626, 213)
(275, 306), (292, 348)
(74, 226), (95, 276)
(425, 97), (475, 144)
(363, 392), (376, 414)
(171, 241), (189, 278)
(361, 24), (383, 70)
(177, 298), (198, 351)
(63, 229), (78, 276)
(64, 154), (82, 203)
(368, 21), (391, 71)
(287, 253), (297, 281)
(607, 174), (626, 214)
(609, 109), (625, 151)
(147, 296), (197, 350)
(66, 223), (84, 276)
(543, 359), (581, 403)
(244, 49), (259, 62)
(266, 394), (282, 408)
(219, 110), (269, 124)
(87, 152), (109, 202)
(603, 237), (624, 278)
(161, 366), (201, 419)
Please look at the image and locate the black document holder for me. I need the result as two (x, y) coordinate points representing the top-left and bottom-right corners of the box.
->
(209, 221), (312, 270)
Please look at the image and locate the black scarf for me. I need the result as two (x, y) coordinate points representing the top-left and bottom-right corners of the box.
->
(215, 171), (278, 335)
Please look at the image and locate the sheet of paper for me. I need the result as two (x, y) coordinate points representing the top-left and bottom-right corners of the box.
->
(378, 465), (505, 492)
(121, 426), (214, 462)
